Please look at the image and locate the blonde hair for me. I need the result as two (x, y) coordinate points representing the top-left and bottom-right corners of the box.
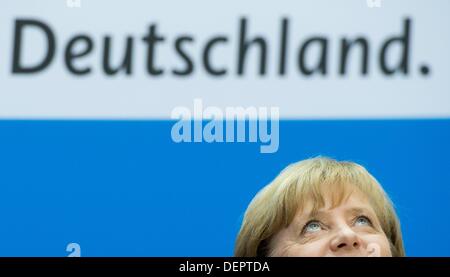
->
(234, 157), (405, 257)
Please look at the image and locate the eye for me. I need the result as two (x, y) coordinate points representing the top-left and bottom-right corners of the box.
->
(354, 216), (372, 227)
(302, 220), (323, 234)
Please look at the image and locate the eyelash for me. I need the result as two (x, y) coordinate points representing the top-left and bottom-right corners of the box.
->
(353, 215), (374, 227)
(300, 219), (324, 235)
(301, 215), (374, 235)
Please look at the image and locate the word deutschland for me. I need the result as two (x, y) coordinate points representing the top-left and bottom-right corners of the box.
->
(10, 17), (426, 77)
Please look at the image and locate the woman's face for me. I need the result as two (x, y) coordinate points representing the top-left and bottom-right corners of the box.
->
(269, 190), (392, 257)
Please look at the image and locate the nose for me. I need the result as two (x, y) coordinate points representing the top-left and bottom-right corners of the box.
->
(330, 225), (362, 253)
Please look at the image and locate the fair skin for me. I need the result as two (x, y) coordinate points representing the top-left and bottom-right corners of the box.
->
(269, 190), (392, 257)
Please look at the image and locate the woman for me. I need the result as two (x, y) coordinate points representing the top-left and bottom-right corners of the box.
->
(235, 157), (405, 257)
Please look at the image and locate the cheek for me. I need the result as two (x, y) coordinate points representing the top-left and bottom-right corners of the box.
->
(292, 240), (330, 257)
(271, 238), (330, 257)
(363, 234), (392, 257)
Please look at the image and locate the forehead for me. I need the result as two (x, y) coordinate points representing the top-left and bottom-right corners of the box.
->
(298, 189), (375, 217)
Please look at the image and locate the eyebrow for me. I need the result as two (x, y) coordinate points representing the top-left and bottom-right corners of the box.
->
(294, 206), (379, 233)
(303, 206), (375, 221)
(347, 207), (376, 218)
(304, 210), (329, 221)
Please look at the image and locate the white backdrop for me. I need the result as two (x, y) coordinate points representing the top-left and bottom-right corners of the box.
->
(0, 0), (449, 119)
